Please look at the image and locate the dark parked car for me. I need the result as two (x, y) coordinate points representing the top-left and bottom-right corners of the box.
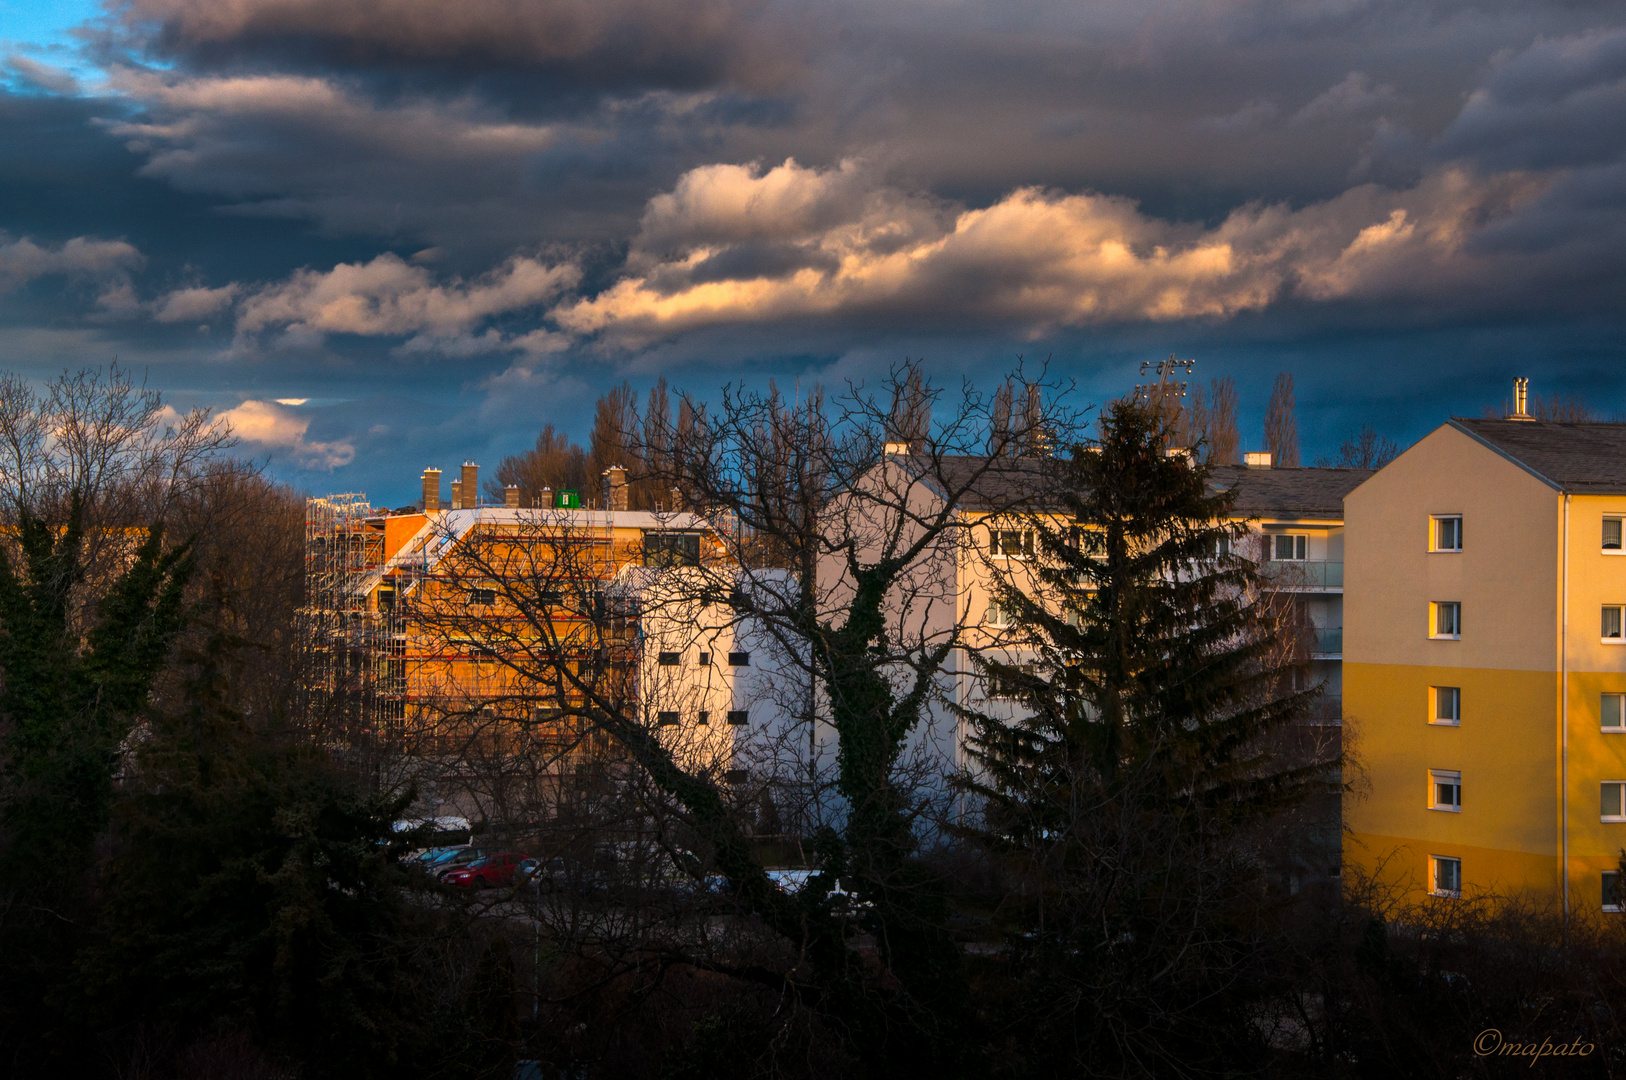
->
(443, 851), (528, 889)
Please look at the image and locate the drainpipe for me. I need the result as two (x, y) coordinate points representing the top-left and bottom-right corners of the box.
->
(1562, 493), (1571, 924)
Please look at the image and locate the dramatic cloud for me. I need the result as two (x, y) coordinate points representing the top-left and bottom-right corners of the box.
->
(0, 234), (144, 291)
(217, 398), (355, 469)
(232, 251), (579, 346)
(114, 0), (796, 91)
(552, 159), (1544, 345)
(151, 282), (239, 322)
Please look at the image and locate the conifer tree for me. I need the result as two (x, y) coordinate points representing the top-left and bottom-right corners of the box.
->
(959, 397), (1334, 1074)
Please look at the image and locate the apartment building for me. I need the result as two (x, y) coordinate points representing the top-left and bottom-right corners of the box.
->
(303, 463), (769, 819)
(807, 450), (1367, 820)
(1343, 411), (1626, 913)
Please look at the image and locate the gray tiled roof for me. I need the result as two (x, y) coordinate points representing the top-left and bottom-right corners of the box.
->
(1207, 465), (1373, 519)
(1450, 418), (1626, 495)
(920, 454), (1368, 518)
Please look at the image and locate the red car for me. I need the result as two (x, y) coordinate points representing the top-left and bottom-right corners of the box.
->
(442, 851), (528, 889)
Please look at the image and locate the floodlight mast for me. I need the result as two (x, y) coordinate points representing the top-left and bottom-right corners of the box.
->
(1133, 352), (1197, 403)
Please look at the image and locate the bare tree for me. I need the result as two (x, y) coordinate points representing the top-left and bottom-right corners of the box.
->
(1264, 373), (1300, 467)
(1207, 376), (1241, 465)
(485, 424), (588, 505)
(1316, 424), (1401, 469)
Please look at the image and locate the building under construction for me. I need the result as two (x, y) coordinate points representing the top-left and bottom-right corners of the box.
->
(299, 494), (405, 737)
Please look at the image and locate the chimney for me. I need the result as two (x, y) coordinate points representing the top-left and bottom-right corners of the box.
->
(1508, 377), (1533, 421)
(450, 480), (463, 509)
(603, 466), (628, 511)
(461, 461), (478, 507)
(1244, 451), (1273, 470)
(540, 486), (553, 510)
(422, 468), (442, 512)
(505, 484), (521, 508)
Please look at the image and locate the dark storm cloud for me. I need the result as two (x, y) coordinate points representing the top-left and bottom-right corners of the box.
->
(112, 0), (805, 94)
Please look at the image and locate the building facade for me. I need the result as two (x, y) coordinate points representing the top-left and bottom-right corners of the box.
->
(1344, 418), (1626, 913)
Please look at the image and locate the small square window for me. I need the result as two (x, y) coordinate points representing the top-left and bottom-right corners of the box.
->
(1272, 534), (1308, 561)
(1606, 871), (1623, 912)
(986, 597), (1014, 627)
(1429, 769), (1461, 812)
(697, 711), (710, 725)
(1432, 686), (1461, 725)
(1605, 518), (1624, 552)
(1605, 606), (1625, 641)
(728, 652), (750, 667)
(657, 651), (681, 666)
(698, 652), (711, 666)
(1603, 782), (1626, 821)
(1432, 516), (1463, 552)
(1604, 693), (1625, 731)
(1431, 602), (1461, 639)
(656, 711), (680, 726)
(726, 710), (749, 725)
(1432, 856), (1462, 898)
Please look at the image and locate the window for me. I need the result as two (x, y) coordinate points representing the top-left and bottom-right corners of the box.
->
(697, 711), (710, 725)
(1431, 602), (1461, 639)
(990, 528), (1035, 558)
(1064, 607), (1085, 629)
(1432, 515), (1463, 552)
(657, 651), (681, 666)
(726, 710), (749, 726)
(1429, 769), (1462, 812)
(1603, 782), (1626, 822)
(1606, 517), (1624, 552)
(698, 652), (711, 666)
(1606, 872), (1623, 912)
(656, 711), (680, 726)
(467, 587), (496, 606)
(1432, 686), (1461, 725)
(1432, 856), (1462, 898)
(1605, 606), (1625, 642)
(1272, 534), (1308, 561)
(986, 597), (1014, 627)
(1604, 693), (1625, 731)
(1067, 527), (1107, 558)
(987, 665), (1036, 700)
(728, 651), (751, 666)
(643, 532), (700, 567)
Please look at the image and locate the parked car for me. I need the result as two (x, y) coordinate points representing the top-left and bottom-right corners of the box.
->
(420, 846), (487, 875)
(514, 856), (567, 891)
(443, 851), (529, 889)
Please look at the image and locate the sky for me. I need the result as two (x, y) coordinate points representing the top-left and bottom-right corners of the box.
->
(1, 0), (1623, 505)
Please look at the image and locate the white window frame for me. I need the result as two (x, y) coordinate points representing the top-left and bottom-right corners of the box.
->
(1603, 781), (1626, 823)
(1603, 692), (1626, 732)
(1606, 871), (1623, 913)
(1430, 515), (1463, 553)
(1270, 533), (1309, 562)
(1431, 855), (1462, 898)
(1605, 605), (1625, 643)
(1429, 769), (1462, 812)
(990, 527), (1035, 559)
(986, 596), (1014, 628)
(1431, 686), (1461, 726)
(1604, 516), (1624, 554)
(1430, 601), (1461, 640)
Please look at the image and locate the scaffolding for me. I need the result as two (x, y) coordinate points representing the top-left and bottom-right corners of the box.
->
(300, 494), (403, 735)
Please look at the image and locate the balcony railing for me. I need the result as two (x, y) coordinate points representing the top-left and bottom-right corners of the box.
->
(1260, 560), (1343, 590)
(1310, 627), (1343, 657)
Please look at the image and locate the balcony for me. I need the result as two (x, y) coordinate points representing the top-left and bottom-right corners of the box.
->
(1260, 560), (1343, 592)
(1310, 627), (1343, 658)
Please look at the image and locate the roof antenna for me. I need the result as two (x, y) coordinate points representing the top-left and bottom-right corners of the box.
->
(1508, 377), (1533, 421)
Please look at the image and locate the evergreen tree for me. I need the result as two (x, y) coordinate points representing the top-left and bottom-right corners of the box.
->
(960, 398), (1333, 1075)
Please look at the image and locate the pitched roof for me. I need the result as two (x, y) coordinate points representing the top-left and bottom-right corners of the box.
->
(1207, 465), (1373, 520)
(1449, 418), (1626, 495)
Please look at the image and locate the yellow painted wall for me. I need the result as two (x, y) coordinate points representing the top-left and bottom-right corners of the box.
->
(1344, 424), (1565, 904)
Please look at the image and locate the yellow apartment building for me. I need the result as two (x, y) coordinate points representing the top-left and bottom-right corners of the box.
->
(1344, 412), (1626, 914)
